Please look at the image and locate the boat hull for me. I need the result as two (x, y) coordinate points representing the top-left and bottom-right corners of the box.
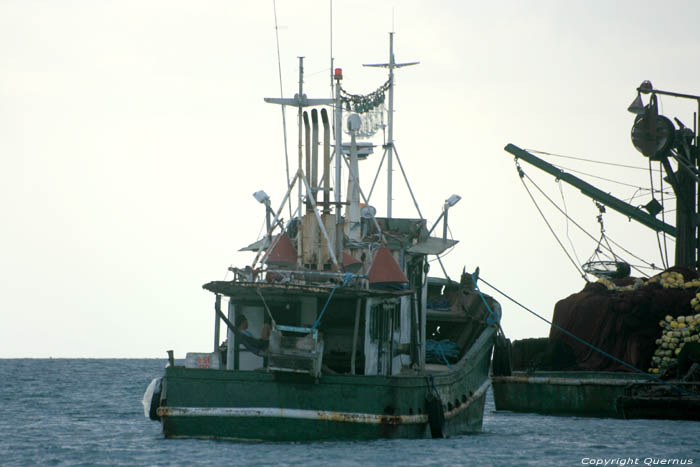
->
(156, 325), (496, 441)
(492, 371), (700, 420)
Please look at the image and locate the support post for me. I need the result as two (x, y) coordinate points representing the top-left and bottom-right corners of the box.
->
(386, 33), (395, 218)
(297, 57), (304, 264)
(214, 295), (221, 353)
(227, 300), (235, 370)
(334, 72), (344, 263)
(443, 207), (448, 241)
(351, 299), (361, 375)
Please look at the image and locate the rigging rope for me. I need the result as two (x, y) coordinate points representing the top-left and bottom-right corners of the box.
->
(272, 0), (293, 220)
(585, 202), (623, 269)
(255, 287), (277, 327)
(558, 181), (583, 268)
(553, 163), (668, 193)
(526, 148), (663, 173)
(312, 273), (355, 330)
(519, 166), (659, 277)
(648, 159), (669, 270)
(516, 161), (588, 281)
(477, 275), (696, 396)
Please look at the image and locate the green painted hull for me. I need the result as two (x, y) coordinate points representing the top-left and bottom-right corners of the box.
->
(157, 325), (496, 441)
(492, 371), (699, 419)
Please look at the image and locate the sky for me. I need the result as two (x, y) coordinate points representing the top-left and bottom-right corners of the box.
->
(2, 0), (700, 358)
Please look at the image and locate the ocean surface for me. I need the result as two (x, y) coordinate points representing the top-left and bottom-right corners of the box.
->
(0, 359), (697, 467)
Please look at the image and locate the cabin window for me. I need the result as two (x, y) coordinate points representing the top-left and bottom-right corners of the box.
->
(369, 302), (400, 341)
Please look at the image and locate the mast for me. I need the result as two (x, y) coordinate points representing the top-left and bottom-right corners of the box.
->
(264, 59), (335, 264)
(297, 58), (305, 261)
(386, 34), (395, 218)
(364, 33), (418, 218)
(334, 68), (343, 262)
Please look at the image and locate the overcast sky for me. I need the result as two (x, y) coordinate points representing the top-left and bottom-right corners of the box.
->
(2, 0), (700, 357)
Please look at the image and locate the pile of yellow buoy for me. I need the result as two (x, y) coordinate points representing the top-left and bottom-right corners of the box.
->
(647, 271), (700, 289)
(593, 271), (700, 375)
(649, 313), (700, 374)
(594, 271), (700, 292)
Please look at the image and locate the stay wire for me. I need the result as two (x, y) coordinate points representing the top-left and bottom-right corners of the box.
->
(554, 163), (664, 193)
(521, 167), (658, 276)
(477, 275), (696, 396)
(516, 162), (587, 281)
(272, 0), (293, 220)
(526, 148), (662, 172)
(558, 181), (583, 269)
(649, 160), (668, 270)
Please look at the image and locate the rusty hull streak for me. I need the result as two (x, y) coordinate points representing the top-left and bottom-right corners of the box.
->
(443, 379), (491, 420)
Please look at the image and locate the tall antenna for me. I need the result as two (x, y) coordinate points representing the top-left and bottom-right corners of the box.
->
(272, 0), (292, 219)
(330, 0), (334, 97)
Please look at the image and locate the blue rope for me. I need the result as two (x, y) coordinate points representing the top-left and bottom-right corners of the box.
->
(478, 275), (695, 396)
(312, 273), (355, 330)
(435, 341), (452, 369)
(471, 269), (501, 325)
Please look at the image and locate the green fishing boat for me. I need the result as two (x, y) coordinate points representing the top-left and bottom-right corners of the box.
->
(143, 34), (500, 441)
(492, 82), (700, 421)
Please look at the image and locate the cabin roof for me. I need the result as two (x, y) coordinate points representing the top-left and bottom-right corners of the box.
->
(203, 280), (412, 302)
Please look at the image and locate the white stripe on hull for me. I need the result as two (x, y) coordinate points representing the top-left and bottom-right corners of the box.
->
(157, 380), (490, 425)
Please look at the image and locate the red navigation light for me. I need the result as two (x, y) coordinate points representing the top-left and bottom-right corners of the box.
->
(334, 68), (343, 80)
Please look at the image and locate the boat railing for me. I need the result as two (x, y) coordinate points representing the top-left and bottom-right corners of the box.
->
(256, 268), (370, 289)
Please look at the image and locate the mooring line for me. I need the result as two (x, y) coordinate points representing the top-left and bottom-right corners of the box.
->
(477, 275), (697, 396)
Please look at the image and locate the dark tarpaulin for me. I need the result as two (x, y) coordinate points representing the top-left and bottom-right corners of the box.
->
(550, 267), (698, 372)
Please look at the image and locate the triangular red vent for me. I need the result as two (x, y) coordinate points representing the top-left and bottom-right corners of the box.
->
(265, 233), (297, 264)
(343, 252), (362, 273)
(368, 246), (408, 284)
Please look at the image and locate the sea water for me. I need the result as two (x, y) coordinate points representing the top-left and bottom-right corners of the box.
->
(0, 359), (697, 466)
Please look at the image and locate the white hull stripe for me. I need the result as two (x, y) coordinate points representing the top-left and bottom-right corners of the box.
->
(158, 406), (428, 425)
(491, 376), (647, 386)
(157, 380), (490, 425)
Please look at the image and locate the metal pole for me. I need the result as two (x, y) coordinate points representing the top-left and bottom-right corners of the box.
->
(334, 72), (343, 262)
(443, 206), (448, 241)
(227, 300), (235, 370)
(387, 32), (395, 218)
(297, 57), (304, 266)
(351, 299), (361, 375)
(638, 85), (700, 266)
(214, 294), (221, 353)
(340, 153), (384, 236)
(695, 104), (699, 268)
(265, 199), (271, 245)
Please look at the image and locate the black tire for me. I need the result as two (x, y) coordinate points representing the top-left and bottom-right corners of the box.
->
(492, 334), (512, 376)
(426, 393), (445, 438)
